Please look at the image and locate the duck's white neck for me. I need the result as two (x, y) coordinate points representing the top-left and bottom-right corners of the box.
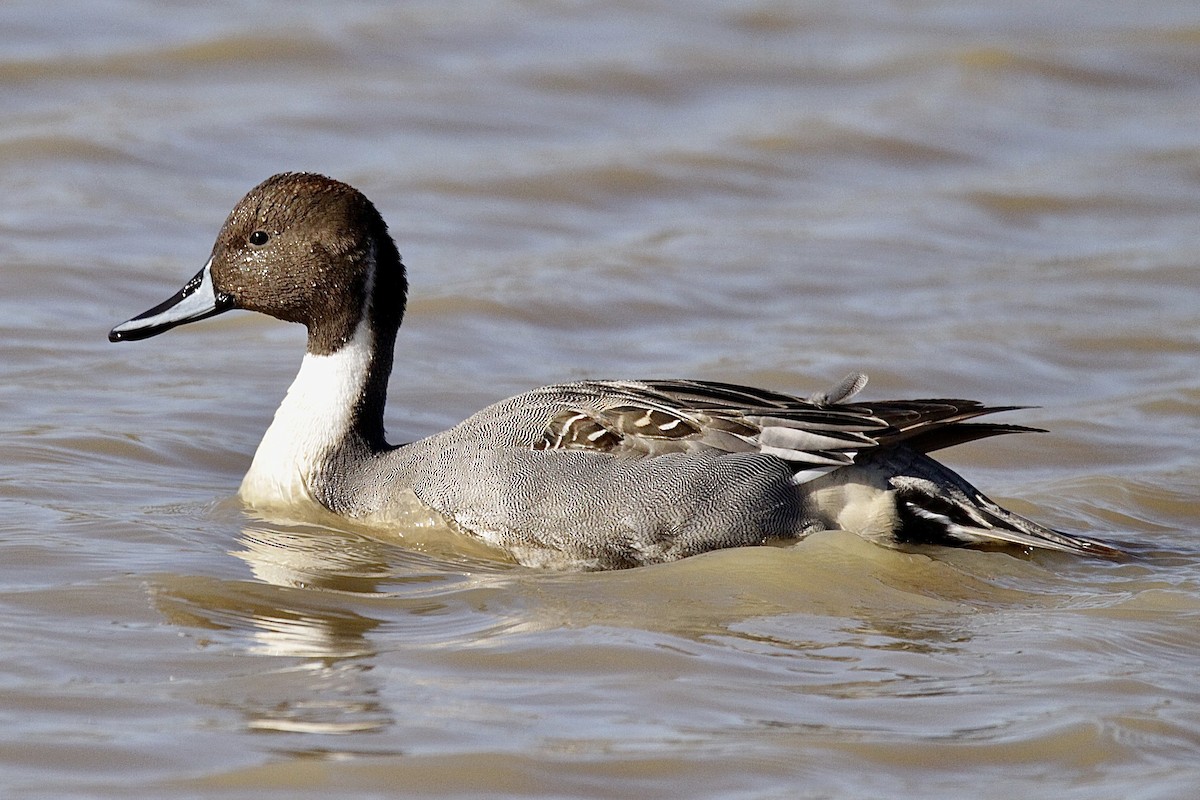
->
(239, 318), (375, 510)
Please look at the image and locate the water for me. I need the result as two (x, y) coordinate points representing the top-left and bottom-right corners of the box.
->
(2, 1), (1199, 797)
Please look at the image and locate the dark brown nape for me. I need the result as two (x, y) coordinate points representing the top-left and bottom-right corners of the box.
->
(354, 202), (408, 452)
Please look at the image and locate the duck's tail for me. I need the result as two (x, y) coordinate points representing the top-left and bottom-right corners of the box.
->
(889, 470), (1124, 558)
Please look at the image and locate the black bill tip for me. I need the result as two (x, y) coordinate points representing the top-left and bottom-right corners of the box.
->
(108, 263), (234, 343)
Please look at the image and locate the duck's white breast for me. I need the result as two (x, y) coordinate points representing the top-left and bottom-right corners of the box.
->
(239, 321), (374, 509)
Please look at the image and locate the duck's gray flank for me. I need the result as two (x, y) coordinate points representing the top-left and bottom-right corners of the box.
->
(109, 172), (1123, 569)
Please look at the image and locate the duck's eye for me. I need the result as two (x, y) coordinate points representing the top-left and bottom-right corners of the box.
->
(248, 230), (270, 246)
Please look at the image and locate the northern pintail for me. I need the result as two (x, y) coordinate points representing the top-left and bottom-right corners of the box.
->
(109, 172), (1121, 569)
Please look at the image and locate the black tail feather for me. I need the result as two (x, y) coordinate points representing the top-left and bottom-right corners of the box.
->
(891, 477), (1124, 559)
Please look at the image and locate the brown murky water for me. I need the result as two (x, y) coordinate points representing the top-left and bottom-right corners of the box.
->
(2, 1), (1199, 797)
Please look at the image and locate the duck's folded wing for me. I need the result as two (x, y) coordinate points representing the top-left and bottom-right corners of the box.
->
(534, 374), (1048, 481)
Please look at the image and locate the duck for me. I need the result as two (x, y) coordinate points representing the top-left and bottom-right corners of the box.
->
(109, 172), (1122, 569)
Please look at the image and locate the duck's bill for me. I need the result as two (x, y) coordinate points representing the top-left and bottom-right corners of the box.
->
(108, 261), (234, 342)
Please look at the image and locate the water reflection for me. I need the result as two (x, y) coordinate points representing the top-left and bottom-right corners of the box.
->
(155, 580), (392, 734)
(152, 525), (416, 735)
(152, 520), (529, 737)
(233, 523), (397, 595)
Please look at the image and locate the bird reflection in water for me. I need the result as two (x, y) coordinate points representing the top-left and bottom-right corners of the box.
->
(154, 524), (413, 736)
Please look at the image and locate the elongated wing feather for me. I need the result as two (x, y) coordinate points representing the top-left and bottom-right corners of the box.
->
(533, 374), (1041, 476)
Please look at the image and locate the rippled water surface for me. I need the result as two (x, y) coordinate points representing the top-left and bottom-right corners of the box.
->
(2, 1), (1199, 798)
